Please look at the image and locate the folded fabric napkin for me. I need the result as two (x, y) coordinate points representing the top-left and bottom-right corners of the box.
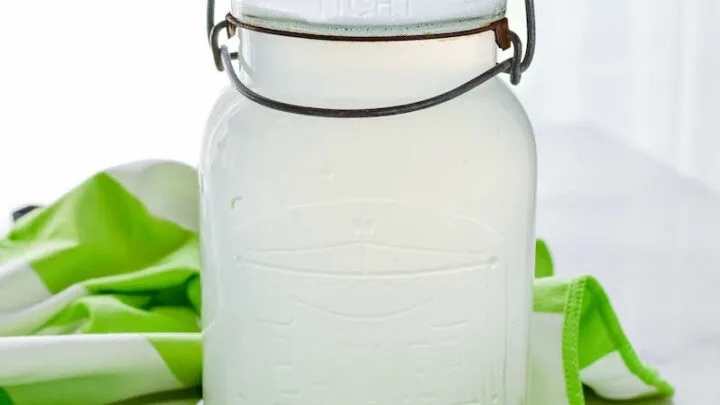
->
(0, 161), (673, 405)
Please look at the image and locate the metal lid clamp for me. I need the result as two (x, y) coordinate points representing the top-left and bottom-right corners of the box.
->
(207, 0), (536, 118)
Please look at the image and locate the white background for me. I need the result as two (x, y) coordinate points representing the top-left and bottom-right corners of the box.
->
(0, 0), (719, 223)
(0, 1), (220, 222)
(507, 0), (720, 194)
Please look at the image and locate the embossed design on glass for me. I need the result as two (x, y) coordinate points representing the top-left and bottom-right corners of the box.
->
(318, 0), (412, 21)
(227, 201), (506, 405)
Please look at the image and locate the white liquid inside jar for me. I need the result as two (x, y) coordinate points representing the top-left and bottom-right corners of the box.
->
(201, 27), (536, 405)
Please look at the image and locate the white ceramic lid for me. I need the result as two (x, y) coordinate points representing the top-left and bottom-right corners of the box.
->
(231, 0), (507, 36)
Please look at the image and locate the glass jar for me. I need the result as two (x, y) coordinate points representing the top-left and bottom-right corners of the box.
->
(201, 1), (537, 404)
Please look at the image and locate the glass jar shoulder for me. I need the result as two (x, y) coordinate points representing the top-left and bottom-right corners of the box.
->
(202, 78), (535, 170)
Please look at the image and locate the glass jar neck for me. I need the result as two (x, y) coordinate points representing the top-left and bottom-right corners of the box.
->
(239, 30), (498, 109)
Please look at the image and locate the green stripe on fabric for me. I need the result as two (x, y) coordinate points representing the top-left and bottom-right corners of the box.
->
(562, 276), (587, 405)
(4, 173), (194, 294)
(580, 277), (674, 398)
(186, 276), (201, 313)
(558, 276), (674, 404)
(535, 239), (554, 278)
(83, 237), (200, 295)
(147, 334), (203, 388)
(0, 387), (13, 405)
(41, 295), (200, 335)
(111, 388), (201, 405)
(533, 276), (572, 314)
(578, 279), (616, 369)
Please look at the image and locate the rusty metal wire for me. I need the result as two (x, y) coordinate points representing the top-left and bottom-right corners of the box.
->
(208, 0), (536, 118)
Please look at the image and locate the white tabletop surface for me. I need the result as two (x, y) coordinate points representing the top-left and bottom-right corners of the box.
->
(535, 125), (720, 404)
(1, 125), (717, 404)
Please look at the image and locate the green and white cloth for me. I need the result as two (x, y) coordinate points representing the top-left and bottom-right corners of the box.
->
(0, 161), (673, 405)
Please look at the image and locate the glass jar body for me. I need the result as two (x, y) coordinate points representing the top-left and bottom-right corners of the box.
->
(201, 32), (536, 405)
